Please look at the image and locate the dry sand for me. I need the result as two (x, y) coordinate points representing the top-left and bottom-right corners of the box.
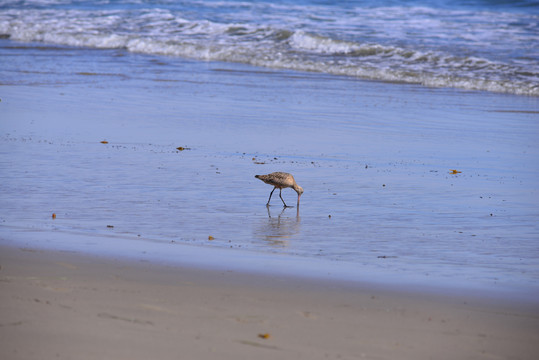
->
(1, 244), (538, 360)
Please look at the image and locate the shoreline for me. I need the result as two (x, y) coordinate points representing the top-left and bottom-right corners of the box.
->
(1, 242), (539, 360)
(2, 227), (538, 305)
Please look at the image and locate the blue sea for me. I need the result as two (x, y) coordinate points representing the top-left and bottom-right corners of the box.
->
(0, 0), (538, 95)
(1, 0), (538, 297)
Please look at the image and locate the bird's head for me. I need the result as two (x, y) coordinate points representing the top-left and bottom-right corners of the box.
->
(296, 186), (303, 206)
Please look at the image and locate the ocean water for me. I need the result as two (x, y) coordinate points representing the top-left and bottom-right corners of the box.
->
(0, 0), (538, 95)
(0, 0), (538, 295)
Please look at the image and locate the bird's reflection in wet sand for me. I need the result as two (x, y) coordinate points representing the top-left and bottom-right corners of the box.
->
(254, 206), (301, 247)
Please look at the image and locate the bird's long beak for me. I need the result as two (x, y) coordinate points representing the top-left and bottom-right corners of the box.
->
(297, 194), (301, 207)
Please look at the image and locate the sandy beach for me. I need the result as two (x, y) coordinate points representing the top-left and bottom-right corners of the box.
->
(1, 244), (538, 360)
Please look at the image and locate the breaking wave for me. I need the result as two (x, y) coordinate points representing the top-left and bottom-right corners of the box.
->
(0, 7), (537, 96)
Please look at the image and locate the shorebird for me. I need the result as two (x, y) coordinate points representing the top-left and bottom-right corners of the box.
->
(255, 172), (303, 207)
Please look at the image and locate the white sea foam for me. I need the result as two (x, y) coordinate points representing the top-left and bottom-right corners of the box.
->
(289, 31), (360, 55)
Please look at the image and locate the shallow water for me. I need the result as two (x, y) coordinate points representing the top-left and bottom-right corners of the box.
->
(1, 41), (539, 295)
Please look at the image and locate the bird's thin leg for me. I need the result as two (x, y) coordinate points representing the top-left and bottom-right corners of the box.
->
(278, 188), (288, 207)
(266, 187), (276, 206)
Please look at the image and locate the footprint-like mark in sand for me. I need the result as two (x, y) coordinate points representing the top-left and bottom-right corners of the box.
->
(299, 311), (318, 319)
(97, 312), (154, 326)
(236, 340), (280, 351)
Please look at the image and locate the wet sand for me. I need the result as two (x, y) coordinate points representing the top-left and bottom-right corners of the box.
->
(1, 244), (538, 360)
